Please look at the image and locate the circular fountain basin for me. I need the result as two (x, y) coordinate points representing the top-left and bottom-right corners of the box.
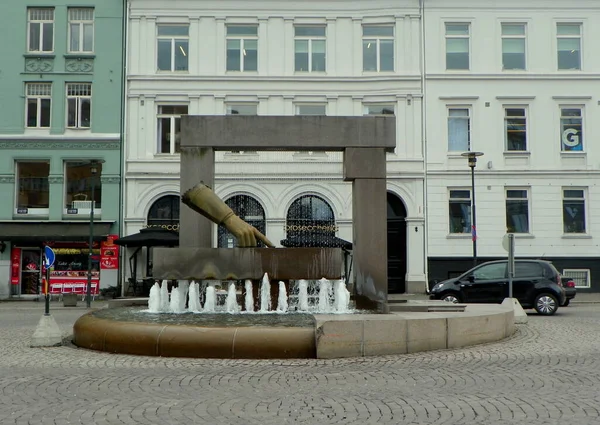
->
(73, 307), (317, 359)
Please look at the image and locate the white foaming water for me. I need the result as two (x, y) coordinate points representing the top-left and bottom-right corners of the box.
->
(225, 282), (240, 313)
(204, 285), (216, 312)
(188, 281), (202, 312)
(159, 280), (170, 312)
(178, 280), (189, 312)
(297, 279), (309, 311)
(148, 282), (161, 312)
(244, 279), (254, 312)
(277, 281), (288, 313)
(260, 273), (271, 312)
(170, 287), (184, 313)
(318, 278), (332, 312)
(333, 279), (351, 313)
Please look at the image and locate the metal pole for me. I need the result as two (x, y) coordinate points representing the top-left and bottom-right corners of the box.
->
(86, 173), (95, 308)
(508, 233), (515, 298)
(471, 165), (477, 269)
(44, 265), (50, 315)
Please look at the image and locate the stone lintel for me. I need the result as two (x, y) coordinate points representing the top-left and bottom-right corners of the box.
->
(343, 147), (386, 181)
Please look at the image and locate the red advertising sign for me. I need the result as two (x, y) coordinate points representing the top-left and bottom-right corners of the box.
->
(10, 247), (21, 285)
(100, 234), (120, 270)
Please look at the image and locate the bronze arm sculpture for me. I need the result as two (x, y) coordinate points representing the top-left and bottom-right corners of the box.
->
(182, 183), (275, 248)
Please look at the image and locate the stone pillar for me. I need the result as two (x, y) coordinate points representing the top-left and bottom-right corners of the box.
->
(405, 217), (427, 294)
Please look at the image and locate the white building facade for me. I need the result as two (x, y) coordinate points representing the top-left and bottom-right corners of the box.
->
(124, 0), (427, 294)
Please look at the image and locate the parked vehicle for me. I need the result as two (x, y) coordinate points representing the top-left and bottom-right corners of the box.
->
(429, 260), (567, 315)
(560, 277), (577, 306)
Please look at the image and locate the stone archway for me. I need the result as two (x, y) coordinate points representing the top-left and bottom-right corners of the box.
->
(147, 195), (180, 231)
(218, 194), (266, 248)
(387, 192), (407, 293)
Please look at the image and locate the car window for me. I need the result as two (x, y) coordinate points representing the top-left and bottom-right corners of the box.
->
(515, 262), (542, 278)
(472, 263), (506, 280)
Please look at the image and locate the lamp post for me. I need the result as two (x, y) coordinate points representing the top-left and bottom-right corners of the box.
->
(461, 151), (484, 269)
(86, 160), (104, 308)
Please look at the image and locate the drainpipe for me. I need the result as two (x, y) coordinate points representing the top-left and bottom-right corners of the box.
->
(419, 0), (430, 293)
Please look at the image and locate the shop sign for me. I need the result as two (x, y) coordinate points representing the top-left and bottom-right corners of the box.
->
(66, 208), (78, 214)
(16, 208), (28, 214)
(10, 247), (21, 285)
(100, 234), (120, 270)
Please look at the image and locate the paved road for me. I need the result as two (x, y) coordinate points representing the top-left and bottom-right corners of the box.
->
(1, 301), (600, 425)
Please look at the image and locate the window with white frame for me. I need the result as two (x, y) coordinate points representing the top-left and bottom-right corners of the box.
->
(560, 107), (583, 152)
(295, 26), (326, 72)
(562, 189), (586, 233)
(66, 83), (92, 129)
(226, 104), (257, 153)
(226, 26), (258, 72)
(562, 269), (590, 288)
(449, 189), (471, 234)
(16, 161), (50, 214)
(157, 25), (189, 72)
(28, 8), (54, 53)
(157, 105), (188, 154)
(68, 8), (94, 53)
(64, 161), (103, 213)
(502, 23), (526, 70)
(362, 26), (394, 72)
(364, 104), (395, 116)
(448, 108), (470, 151)
(296, 104), (326, 115)
(506, 189), (530, 233)
(505, 107), (527, 151)
(445, 23), (470, 70)
(557, 23), (582, 70)
(25, 83), (51, 128)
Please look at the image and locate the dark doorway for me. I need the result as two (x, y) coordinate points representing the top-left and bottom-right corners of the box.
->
(387, 192), (407, 293)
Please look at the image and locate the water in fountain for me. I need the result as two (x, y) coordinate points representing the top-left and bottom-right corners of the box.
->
(170, 286), (184, 313)
(225, 282), (240, 313)
(297, 279), (309, 311)
(318, 278), (332, 313)
(188, 281), (202, 312)
(204, 284), (216, 312)
(159, 280), (170, 312)
(244, 280), (254, 312)
(148, 282), (161, 313)
(333, 279), (351, 313)
(259, 273), (271, 312)
(277, 281), (288, 313)
(178, 280), (189, 311)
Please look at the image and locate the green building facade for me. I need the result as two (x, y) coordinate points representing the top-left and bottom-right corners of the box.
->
(0, 1), (124, 298)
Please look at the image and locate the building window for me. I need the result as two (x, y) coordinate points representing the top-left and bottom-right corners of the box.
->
(501, 23), (526, 70)
(296, 104), (326, 116)
(506, 189), (529, 233)
(64, 161), (103, 213)
(218, 195), (266, 248)
(28, 8), (54, 53)
(226, 25), (258, 72)
(157, 25), (189, 72)
(66, 83), (92, 129)
(68, 8), (94, 53)
(16, 161), (50, 214)
(449, 189), (471, 234)
(286, 195), (336, 245)
(505, 108), (527, 151)
(25, 83), (51, 128)
(560, 107), (583, 152)
(362, 26), (394, 72)
(446, 23), (470, 70)
(448, 108), (470, 151)
(562, 269), (590, 288)
(157, 105), (187, 154)
(147, 195), (180, 231)
(563, 189), (586, 233)
(364, 104), (395, 116)
(557, 23), (581, 70)
(294, 26), (326, 72)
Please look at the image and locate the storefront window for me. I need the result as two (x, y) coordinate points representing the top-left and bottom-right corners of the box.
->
(218, 195), (266, 248)
(286, 195), (336, 240)
(147, 195), (180, 231)
(16, 161), (50, 214)
(64, 161), (102, 214)
(49, 247), (100, 294)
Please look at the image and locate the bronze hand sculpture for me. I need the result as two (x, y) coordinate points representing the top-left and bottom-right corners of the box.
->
(182, 183), (274, 248)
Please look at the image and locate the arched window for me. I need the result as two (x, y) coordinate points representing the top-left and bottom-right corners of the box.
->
(218, 195), (266, 248)
(286, 195), (335, 239)
(147, 195), (180, 231)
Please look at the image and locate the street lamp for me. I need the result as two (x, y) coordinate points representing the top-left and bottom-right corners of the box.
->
(86, 159), (105, 308)
(461, 151), (484, 269)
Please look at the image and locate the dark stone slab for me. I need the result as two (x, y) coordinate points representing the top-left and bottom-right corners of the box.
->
(343, 147), (386, 181)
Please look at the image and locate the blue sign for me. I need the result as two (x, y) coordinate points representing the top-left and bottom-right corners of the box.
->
(43, 246), (56, 268)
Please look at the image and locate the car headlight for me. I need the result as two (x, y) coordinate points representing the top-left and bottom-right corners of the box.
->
(432, 283), (443, 292)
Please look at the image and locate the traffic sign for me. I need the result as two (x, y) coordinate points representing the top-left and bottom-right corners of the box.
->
(43, 246), (55, 268)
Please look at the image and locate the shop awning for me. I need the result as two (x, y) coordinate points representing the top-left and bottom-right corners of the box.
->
(0, 221), (115, 242)
(114, 228), (179, 248)
(280, 234), (352, 250)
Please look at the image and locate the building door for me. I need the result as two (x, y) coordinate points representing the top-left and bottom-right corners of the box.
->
(387, 192), (407, 293)
(20, 248), (41, 295)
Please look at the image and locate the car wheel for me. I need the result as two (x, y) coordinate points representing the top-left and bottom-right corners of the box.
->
(534, 293), (558, 315)
(562, 299), (570, 307)
(441, 293), (461, 303)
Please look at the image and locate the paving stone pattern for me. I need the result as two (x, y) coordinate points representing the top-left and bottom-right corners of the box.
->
(1, 302), (600, 425)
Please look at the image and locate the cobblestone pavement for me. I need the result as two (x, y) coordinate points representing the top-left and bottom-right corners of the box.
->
(1, 302), (600, 425)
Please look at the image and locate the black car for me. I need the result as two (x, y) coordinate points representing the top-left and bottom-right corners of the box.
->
(560, 277), (577, 306)
(429, 259), (567, 315)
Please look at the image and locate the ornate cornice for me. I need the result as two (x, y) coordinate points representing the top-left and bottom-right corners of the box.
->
(100, 176), (121, 184)
(0, 176), (15, 184)
(0, 141), (120, 150)
(48, 176), (64, 184)
(25, 57), (54, 73)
